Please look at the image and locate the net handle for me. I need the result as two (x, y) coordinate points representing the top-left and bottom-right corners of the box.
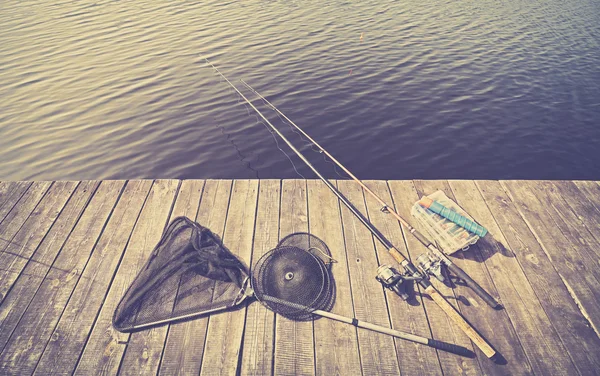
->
(121, 292), (251, 332)
(260, 295), (474, 358)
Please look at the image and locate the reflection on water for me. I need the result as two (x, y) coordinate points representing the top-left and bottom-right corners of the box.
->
(1, 0), (599, 180)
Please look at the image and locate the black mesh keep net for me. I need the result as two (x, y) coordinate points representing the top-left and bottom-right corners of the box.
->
(252, 233), (336, 321)
(113, 216), (250, 332)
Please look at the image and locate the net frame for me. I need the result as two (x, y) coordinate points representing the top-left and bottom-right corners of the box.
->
(251, 245), (335, 321)
(113, 216), (250, 332)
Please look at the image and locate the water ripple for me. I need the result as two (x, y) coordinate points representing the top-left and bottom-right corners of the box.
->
(0, 0), (599, 180)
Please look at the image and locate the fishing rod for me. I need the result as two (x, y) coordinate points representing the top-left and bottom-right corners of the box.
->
(207, 61), (497, 359)
(240, 80), (501, 310)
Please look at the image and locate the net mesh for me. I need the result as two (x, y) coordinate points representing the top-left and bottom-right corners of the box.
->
(277, 232), (336, 270)
(113, 216), (249, 332)
(252, 236), (336, 321)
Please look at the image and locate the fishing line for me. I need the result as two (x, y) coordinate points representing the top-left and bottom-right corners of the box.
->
(276, 112), (350, 180)
(253, 89), (348, 179)
(232, 82), (306, 179)
(207, 60), (306, 179)
(213, 75), (261, 178)
(212, 77), (260, 178)
(275, 111), (348, 179)
(215, 120), (260, 179)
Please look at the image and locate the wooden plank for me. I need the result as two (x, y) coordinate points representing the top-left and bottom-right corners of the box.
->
(413, 180), (532, 374)
(0, 181), (20, 207)
(239, 179), (280, 376)
(73, 180), (180, 376)
(118, 180), (204, 376)
(387, 180), (482, 376)
(573, 180), (600, 199)
(0, 181), (97, 355)
(158, 180), (232, 376)
(0, 181), (32, 224)
(539, 181), (600, 259)
(502, 180), (600, 332)
(0, 181), (80, 303)
(557, 181), (600, 246)
(199, 180), (258, 375)
(307, 180), (362, 375)
(31, 180), (153, 375)
(573, 181), (600, 215)
(449, 180), (577, 375)
(0, 182), (52, 251)
(477, 180), (600, 374)
(0, 180), (125, 374)
(336, 180), (400, 375)
(273, 179), (314, 376)
(525, 181), (600, 268)
(363, 181), (443, 375)
(0, 183), (81, 290)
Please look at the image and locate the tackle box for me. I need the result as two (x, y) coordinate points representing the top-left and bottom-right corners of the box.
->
(410, 190), (480, 255)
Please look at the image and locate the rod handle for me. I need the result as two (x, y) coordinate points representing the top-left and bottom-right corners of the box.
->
(314, 309), (474, 357)
(427, 339), (475, 358)
(388, 247), (407, 264)
(447, 263), (502, 309)
(425, 285), (497, 358)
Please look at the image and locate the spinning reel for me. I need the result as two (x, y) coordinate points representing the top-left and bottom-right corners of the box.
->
(416, 252), (446, 283)
(376, 252), (447, 300)
(376, 265), (420, 300)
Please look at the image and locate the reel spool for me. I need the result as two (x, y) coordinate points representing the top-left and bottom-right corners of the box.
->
(416, 252), (446, 283)
(375, 253), (447, 300)
(376, 265), (421, 301)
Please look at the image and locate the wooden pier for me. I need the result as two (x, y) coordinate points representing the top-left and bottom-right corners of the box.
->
(0, 179), (599, 375)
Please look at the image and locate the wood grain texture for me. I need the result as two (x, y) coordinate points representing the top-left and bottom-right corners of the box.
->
(336, 180), (400, 376)
(199, 180), (258, 376)
(450, 180), (577, 375)
(308, 180), (362, 376)
(0, 180), (125, 374)
(158, 180), (232, 376)
(1, 179), (599, 375)
(387, 180), (481, 376)
(0, 181), (97, 360)
(240, 179), (280, 376)
(502, 180), (600, 334)
(524, 182), (600, 278)
(118, 180), (204, 376)
(73, 179), (179, 376)
(554, 181), (600, 247)
(32, 180), (153, 375)
(477, 180), (600, 374)
(0, 182), (52, 253)
(0, 182), (32, 224)
(0, 181), (81, 304)
(363, 180), (443, 376)
(532, 181), (600, 261)
(274, 179), (315, 376)
(573, 181), (600, 216)
(414, 180), (532, 374)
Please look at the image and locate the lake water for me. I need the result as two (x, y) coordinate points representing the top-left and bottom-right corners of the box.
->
(1, 0), (599, 181)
